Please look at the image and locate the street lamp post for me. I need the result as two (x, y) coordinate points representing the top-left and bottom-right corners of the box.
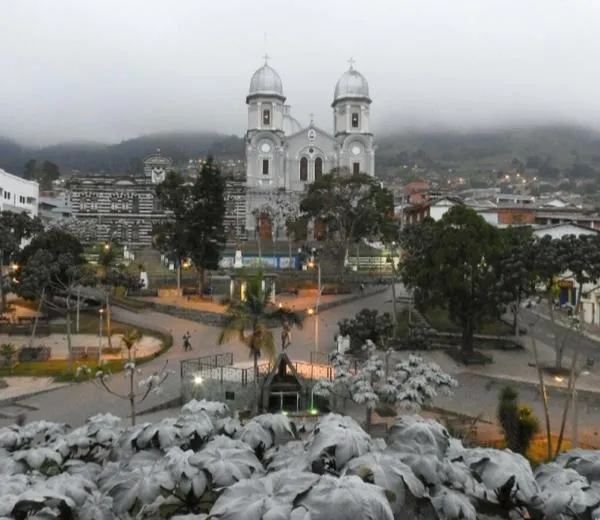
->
(309, 259), (321, 352)
(98, 308), (104, 365)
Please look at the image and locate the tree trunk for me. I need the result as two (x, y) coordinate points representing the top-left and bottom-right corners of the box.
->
(555, 351), (578, 456)
(531, 335), (553, 461)
(391, 271), (398, 338)
(548, 292), (563, 369)
(29, 288), (45, 348)
(106, 293), (112, 349)
(512, 301), (520, 336)
(66, 310), (73, 374)
(253, 350), (260, 415)
(0, 249), (4, 316)
(365, 405), (373, 433)
(462, 318), (475, 358)
(199, 267), (206, 299)
(129, 372), (136, 426)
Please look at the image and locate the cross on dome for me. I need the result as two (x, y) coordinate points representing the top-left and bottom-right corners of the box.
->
(263, 53), (270, 64)
(347, 57), (356, 70)
(309, 113), (315, 124)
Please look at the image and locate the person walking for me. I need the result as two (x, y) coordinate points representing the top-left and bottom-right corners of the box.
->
(182, 332), (192, 352)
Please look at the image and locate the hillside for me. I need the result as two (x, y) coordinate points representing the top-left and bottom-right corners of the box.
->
(375, 124), (600, 180)
(1, 124), (600, 180)
(0, 131), (246, 175)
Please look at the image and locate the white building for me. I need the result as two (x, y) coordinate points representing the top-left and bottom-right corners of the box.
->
(0, 168), (39, 217)
(244, 57), (376, 239)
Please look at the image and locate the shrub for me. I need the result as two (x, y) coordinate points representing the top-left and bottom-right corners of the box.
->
(497, 386), (539, 456)
(338, 308), (394, 351)
(0, 343), (17, 368)
(18, 346), (52, 362)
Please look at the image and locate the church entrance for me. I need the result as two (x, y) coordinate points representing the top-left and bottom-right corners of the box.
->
(258, 214), (273, 240)
(314, 218), (326, 241)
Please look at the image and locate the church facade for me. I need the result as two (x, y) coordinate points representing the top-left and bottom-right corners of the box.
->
(244, 59), (376, 239)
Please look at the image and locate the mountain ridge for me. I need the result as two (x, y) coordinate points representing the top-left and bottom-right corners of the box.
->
(1, 124), (600, 179)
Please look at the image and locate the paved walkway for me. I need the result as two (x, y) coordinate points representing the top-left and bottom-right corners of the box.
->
(0, 288), (395, 427)
(4, 283), (600, 448)
(138, 289), (370, 315)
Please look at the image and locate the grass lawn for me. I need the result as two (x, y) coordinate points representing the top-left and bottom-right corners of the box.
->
(422, 307), (513, 336)
(111, 296), (154, 311)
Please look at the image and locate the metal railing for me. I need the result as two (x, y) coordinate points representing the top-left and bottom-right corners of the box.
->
(180, 352), (233, 378)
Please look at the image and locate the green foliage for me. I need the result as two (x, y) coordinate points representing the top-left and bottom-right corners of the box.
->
(187, 157), (227, 287)
(16, 250), (95, 305)
(0, 342), (16, 370)
(218, 273), (303, 363)
(299, 172), (397, 275)
(497, 386), (540, 456)
(0, 211), (43, 264)
(400, 206), (510, 356)
(18, 228), (85, 272)
(154, 157), (226, 290)
(338, 308), (394, 351)
(20, 159), (60, 190)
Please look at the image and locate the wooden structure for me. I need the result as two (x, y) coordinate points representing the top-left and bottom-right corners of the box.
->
(261, 351), (305, 413)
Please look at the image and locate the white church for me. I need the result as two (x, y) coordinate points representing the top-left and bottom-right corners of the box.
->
(244, 57), (376, 240)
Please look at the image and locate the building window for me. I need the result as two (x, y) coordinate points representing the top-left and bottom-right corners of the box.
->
(300, 157), (308, 181)
(4, 191), (10, 199)
(352, 162), (360, 175)
(352, 112), (359, 128)
(262, 159), (269, 175)
(132, 195), (140, 213)
(263, 109), (271, 126)
(19, 196), (25, 204)
(314, 157), (323, 181)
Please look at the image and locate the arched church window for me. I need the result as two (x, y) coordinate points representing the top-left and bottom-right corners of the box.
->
(314, 158), (323, 180)
(263, 109), (271, 126)
(262, 159), (270, 175)
(300, 157), (308, 181)
(352, 162), (360, 175)
(352, 112), (360, 128)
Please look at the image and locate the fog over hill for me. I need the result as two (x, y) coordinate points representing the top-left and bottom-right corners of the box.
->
(1, 123), (600, 180)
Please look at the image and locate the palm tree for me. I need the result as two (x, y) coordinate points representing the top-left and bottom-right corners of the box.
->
(121, 328), (142, 361)
(217, 274), (303, 410)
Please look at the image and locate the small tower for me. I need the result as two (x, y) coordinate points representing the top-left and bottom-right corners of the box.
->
(246, 55), (286, 135)
(245, 56), (286, 188)
(332, 59), (375, 176)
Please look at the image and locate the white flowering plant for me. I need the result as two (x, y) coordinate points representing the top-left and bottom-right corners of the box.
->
(75, 328), (172, 426)
(313, 341), (458, 426)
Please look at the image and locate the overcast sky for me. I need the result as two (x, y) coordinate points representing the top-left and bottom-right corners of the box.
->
(2, 0), (600, 145)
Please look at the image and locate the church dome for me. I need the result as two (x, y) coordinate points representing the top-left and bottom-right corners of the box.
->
(248, 63), (284, 97)
(333, 66), (370, 103)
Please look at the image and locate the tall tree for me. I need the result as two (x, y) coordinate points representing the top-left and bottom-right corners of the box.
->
(187, 157), (226, 293)
(154, 170), (192, 293)
(498, 227), (538, 335)
(299, 172), (395, 280)
(401, 206), (509, 358)
(40, 160), (60, 190)
(23, 159), (37, 180)
(532, 235), (570, 369)
(17, 250), (95, 373)
(0, 211), (43, 313)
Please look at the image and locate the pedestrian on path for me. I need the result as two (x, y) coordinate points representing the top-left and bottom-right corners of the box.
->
(182, 332), (192, 351)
